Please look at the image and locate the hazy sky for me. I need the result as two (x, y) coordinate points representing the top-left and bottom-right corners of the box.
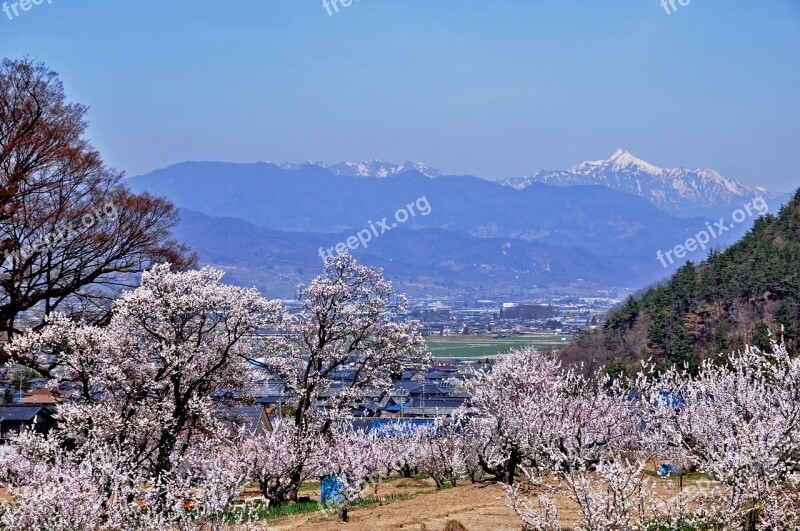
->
(2, 0), (799, 191)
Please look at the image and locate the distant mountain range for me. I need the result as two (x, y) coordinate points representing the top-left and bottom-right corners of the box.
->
(126, 156), (791, 298)
(172, 209), (667, 299)
(275, 160), (441, 179)
(128, 161), (712, 256)
(504, 149), (772, 217)
(267, 150), (781, 219)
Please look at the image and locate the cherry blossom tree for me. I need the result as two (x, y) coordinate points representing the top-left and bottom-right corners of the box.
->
(465, 347), (637, 485)
(0, 265), (282, 528)
(9, 265), (283, 477)
(312, 426), (390, 521)
(418, 419), (467, 489)
(0, 434), (128, 530)
(380, 421), (426, 479)
(0, 431), (252, 530)
(505, 458), (671, 531)
(240, 422), (321, 506)
(636, 340), (800, 529)
(254, 253), (426, 497)
(503, 341), (800, 530)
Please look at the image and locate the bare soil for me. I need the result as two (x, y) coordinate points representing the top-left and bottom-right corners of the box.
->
(262, 471), (713, 531)
(266, 482), (529, 531)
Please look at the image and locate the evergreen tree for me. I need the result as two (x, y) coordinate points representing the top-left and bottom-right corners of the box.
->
(753, 322), (772, 352)
(666, 321), (693, 367)
(714, 321), (730, 352)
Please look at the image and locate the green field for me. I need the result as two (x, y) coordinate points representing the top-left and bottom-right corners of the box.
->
(424, 333), (573, 358)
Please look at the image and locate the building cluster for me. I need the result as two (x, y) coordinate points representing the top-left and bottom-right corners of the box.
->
(0, 356), (487, 441)
(407, 296), (621, 337)
(0, 295), (625, 439)
(248, 357), (486, 432)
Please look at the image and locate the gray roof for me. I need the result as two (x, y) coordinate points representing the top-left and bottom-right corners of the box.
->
(399, 406), (459, 417)
(0, 404), (52, 422)
(410, 397), (468, 409)
(218, 406), (270, 435)
(425, 371), (452, 379)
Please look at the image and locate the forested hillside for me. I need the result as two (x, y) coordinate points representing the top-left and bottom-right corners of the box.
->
(565, 189), (800, 374)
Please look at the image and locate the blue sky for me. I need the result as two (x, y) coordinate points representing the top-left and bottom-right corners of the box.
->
(2, 0), (799, 191)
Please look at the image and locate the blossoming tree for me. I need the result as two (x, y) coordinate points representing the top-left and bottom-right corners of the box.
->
(0, 265), (282, 528)
(254, 253), (427, 500)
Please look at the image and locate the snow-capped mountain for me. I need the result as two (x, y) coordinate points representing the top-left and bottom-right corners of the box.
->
(277, 159), (441, 178)
(504, 149), (770, 216)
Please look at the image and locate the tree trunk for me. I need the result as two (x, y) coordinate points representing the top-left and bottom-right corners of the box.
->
(504, 448), (520, 485)
(288, 468), (303, 502)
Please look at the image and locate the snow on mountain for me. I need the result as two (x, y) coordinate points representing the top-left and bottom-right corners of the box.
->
(504, 149), (770, 216)
(277, 159), (441, 178)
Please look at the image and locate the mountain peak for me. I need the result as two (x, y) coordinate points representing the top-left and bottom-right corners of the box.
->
(603, 149), (663, 174)
(504, 151), (769, 216)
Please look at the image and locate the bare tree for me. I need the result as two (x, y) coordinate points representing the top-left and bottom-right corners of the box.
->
(0, 58), (194, 368)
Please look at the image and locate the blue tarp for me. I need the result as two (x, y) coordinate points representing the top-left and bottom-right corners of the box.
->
(320, 475), (343, 504)
(654, 390), (685, 409)
(362, 418), (436, 436)
(659, 462), (678, 476)
(383, 401), (412, 412)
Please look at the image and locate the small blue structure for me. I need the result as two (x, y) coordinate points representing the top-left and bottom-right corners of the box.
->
(654, 390), (685, 409)
(320, 475), (343, 504)
(659, 462), (678, 476)
(348, 418), (438, 437)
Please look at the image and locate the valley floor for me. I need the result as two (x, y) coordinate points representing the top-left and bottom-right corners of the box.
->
(424, 333), (573, 358)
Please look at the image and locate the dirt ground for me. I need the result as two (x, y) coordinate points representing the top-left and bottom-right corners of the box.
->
(266, 481), (532, 531)
(261, 471), (712, 531)
(0, 472), (712, 530)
